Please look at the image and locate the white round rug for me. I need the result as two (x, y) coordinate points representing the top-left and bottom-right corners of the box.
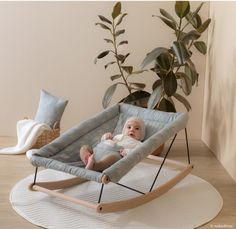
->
(10, 162), (223, 229)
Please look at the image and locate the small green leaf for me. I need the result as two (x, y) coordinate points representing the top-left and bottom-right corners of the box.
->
(110, 74), (121, 81)
(123, 90), (150, 106)
(172, 41), (191, 65)
(129, 82), (145, 90)
(121, 66), (133, 74)
(94, 50), (110, 64)
(185, 60), (198, 85)
(112, 2), (121, 19)
(180, 75), (192, 95)
(116, 13), (128, 26)
(164, 71), (177, 97)
(104, 38), (113, 44)
(173, 93), (191, 111)
(156, 52), (172, 71)
(175, 1), (190, 18)
(118, 40), (128, 47)
(98, 15), (112, 25)
(121, 53), (130, 64)
(160, 8), (177, 24)
(152, 79), (162, 90)
(95, 22), (111, 31)
(147, 85), (162, 109)
(115, 29), (125, 37)
(158, 16), (177, 30)
(102, 83), (118, 108)
(141, 47), (169, 68)
(181, 30), (201, 43)
(194, 41), (207, 54)
(193, 2), (204, 16)
(104, 61), (116, 69)
(159, 98), (176, 112)
(197, 18), (211, 33)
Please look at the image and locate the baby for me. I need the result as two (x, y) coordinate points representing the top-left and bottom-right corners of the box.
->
(80, 116), (145, 172)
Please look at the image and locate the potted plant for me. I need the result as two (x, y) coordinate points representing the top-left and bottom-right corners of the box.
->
(94, 2), (149, 109)
(141, 1), (211, 112)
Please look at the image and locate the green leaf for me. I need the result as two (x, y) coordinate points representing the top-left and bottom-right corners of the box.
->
(159, 98), (176, 112)
(197, 19), (211, 33)
(158, 16), (177, 30)
(160, 8), (177, 24)
(180, 74), (192, 95)
(194, 41), (207, 54)
(98, 15), (112, 25)
(110, 74), (121, 81)
(130, 69), (148, 75)
(172, 41), (191, 65)
(116, 13), (128, 26)
(112, 2), (121, 19)
(156, 52), (172, 71)
(104, 61), (116, 69)
(129, 82), (146, 90)
(123, 90), (150, 106)
(121, 66), (133, 74)
(102, 83), (118, 108)
(193, 2), (204, 16)
(152, 79), (162, 90)
(121, 53), (130, 64)
(104, 38), (113, 44)
(173, 93), (191, 111)
(95, 22), (111, 31)
(94, 50), (110, 64)
(175, 1), (190, 18)
(164, 71), (177, 97)
(118, 40), (128, 47)
(141, 47), (169, 68)
(115, 29), (125, 37)
(185, 60), (198, 85)
(181, 30), (201, 43)
(147, 84), (162, 109)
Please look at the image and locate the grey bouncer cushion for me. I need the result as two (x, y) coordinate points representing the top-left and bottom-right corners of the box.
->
(29, 103), (188, 183)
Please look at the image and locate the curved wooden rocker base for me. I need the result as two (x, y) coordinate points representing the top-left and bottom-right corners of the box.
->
(29, 157), (193, 213)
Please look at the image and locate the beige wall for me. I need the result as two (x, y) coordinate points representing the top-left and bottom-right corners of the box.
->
(202, 2), (236, 182)
(0, 2), (208, 139)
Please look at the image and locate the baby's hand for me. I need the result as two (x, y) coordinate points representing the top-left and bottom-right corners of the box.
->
(119, 149), (127, 157)
(104, 132), (113, 140)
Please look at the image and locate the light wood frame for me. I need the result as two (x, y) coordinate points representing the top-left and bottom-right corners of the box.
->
(29, 129), (193, 213)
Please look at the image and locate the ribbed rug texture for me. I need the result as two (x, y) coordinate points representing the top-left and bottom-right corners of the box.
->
(10, 162), (223, 229)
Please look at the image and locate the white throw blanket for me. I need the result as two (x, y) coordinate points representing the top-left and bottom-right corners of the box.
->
(0, 119), (51, 155)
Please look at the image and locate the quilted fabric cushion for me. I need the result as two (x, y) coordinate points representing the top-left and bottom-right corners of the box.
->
(34, 89), (68, 128)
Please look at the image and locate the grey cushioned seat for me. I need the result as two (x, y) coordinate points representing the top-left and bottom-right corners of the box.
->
(29, 103), (188, 183)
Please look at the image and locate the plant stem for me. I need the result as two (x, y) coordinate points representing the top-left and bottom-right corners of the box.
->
(112, 19), (132, 95)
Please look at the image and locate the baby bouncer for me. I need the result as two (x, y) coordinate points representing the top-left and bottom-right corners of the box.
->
(28, 103), (193, 213)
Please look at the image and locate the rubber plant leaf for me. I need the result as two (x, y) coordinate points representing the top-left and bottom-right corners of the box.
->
(121, 66), (133, 74)
(94, 50), (110, 64)
(164, 71), (177, 97)
(116, 13), (128, 26)
(175, 1), (190, 19)
(102, 83), (118, 108)
(112, 2), (121, 19)
(160, 8), (177, 24)
(181, 30), (201, 43)
(197, 19), (211, 33)
(123, 90), (150, 105)
(159, 98), (176, 112)
(158, 16), (177, 31)
(173, 93), (191, 111)
(147, 84), (162, 109)
(194, 41), (207, 54)
(156, 52), (172, 71)
(95, 23), (111, 31)
(172, 41), (191, 65)
(141, 47), (169, 68)
(98, 15), (112, 25)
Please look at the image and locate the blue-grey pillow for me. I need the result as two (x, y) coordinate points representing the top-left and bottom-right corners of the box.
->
(34, 89), (68, 128)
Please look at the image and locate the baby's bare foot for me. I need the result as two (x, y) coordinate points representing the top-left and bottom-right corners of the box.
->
(85, 154), (95, 170)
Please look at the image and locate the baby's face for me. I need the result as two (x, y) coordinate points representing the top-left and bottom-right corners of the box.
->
(123, 120), (142, 140)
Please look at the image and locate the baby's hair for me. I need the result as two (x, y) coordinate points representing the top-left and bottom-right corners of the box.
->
(122, 116), (145, 140)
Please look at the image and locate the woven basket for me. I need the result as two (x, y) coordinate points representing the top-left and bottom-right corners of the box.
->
(24, 117), (60, 149)
(32, 126), (60, 149)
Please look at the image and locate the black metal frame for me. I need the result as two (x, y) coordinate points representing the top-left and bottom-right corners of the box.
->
(32, 128), (190, 204)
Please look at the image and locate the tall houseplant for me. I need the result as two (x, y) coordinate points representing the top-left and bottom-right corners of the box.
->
(141, 1), (211, 112)
(94, 2), (149, 109)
